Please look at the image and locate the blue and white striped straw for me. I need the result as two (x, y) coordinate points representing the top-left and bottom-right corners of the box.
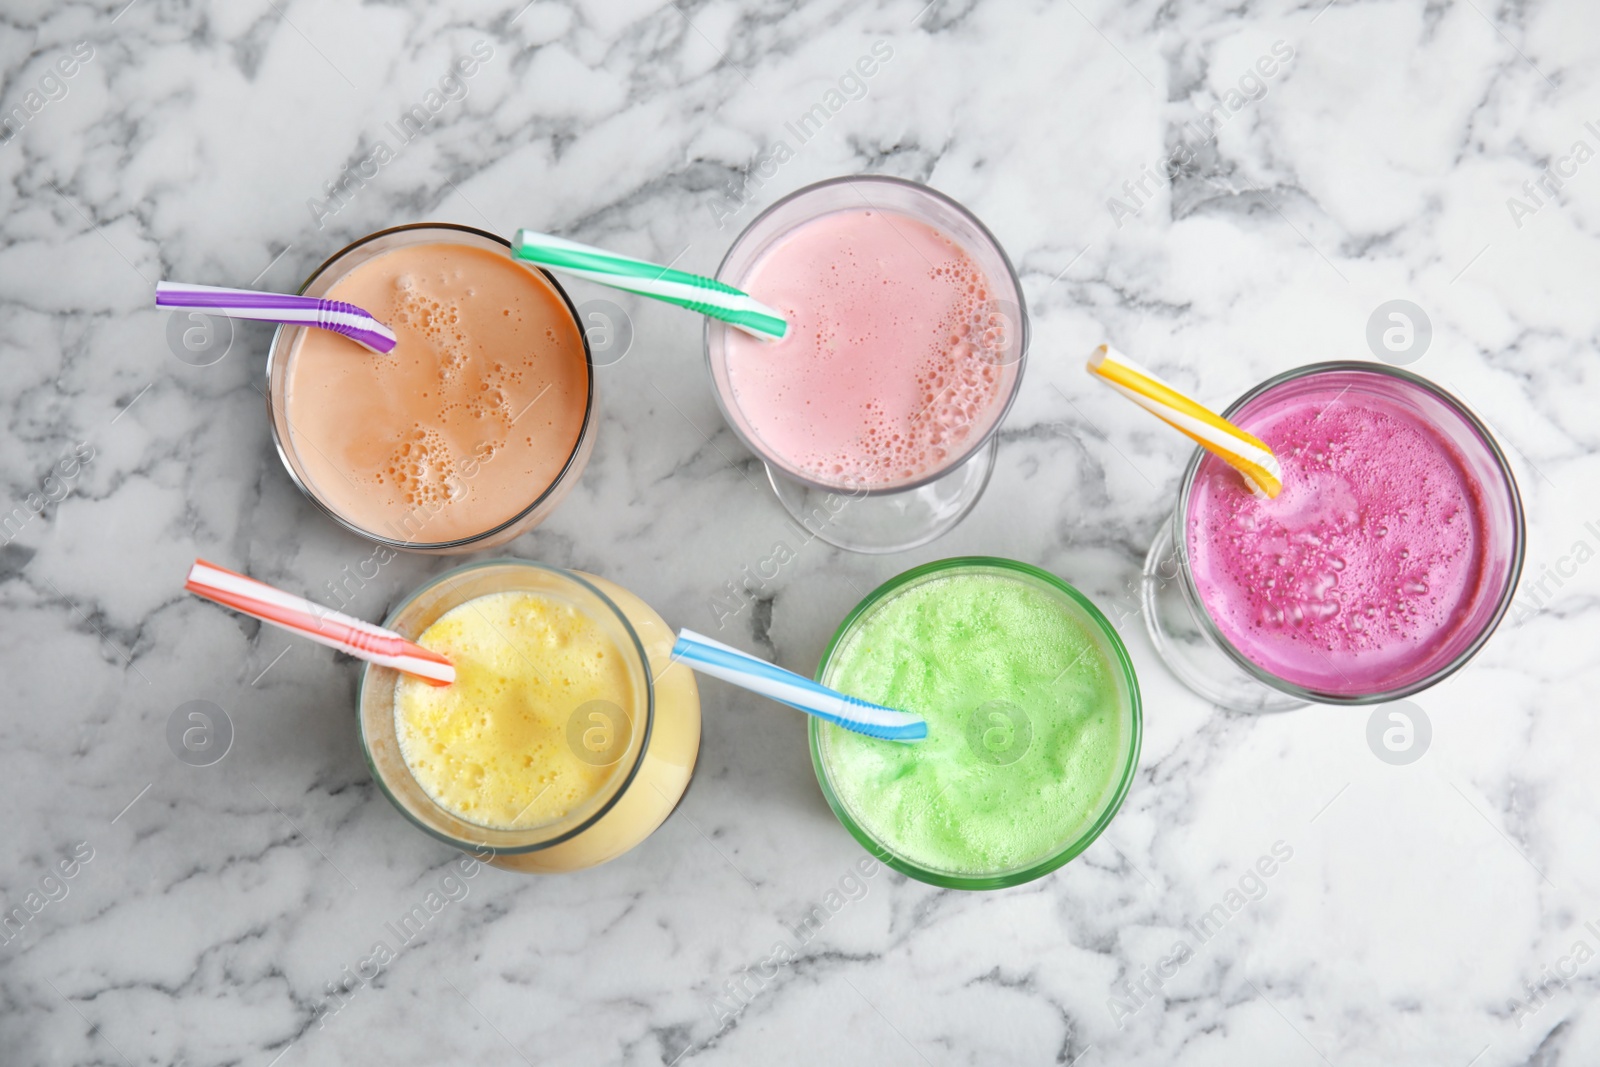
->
(671, 629), (927, 743)
(156, 281), (398, 354)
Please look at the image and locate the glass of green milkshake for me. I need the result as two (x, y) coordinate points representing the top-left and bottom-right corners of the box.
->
(811, 558), (1142, 890)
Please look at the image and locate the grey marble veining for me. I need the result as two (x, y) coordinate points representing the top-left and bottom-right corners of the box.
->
(2, 0), (1598, 1064)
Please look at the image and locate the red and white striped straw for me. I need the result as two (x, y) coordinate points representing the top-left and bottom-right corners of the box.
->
(184, 559), (454, 686)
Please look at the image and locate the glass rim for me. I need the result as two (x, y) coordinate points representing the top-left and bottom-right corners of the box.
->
(264, 222), (596, 551)
(704, 174), (1031, 496)
(1172, 360), (1528, 705)
(356, 557), (657, 854)
(809, 556), (1143, 890)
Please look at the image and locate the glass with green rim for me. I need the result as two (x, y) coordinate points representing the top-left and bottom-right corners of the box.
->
(809, 556), (1143, 890)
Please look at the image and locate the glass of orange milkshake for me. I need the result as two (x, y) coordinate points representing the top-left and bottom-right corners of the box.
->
(267, 224), (594, 553)
(358, 559), (701, 873)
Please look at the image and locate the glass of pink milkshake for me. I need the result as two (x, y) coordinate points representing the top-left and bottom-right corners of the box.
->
(1143, 362), (1524, 711)
(705, 176), (1027, 553)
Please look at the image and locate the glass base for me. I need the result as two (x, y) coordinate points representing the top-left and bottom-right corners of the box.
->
(765, 437), (998, 555)
(1141, 521), (1306, 714)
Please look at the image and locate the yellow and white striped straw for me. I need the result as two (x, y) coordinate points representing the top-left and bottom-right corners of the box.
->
(1086, 345), (1283, 498)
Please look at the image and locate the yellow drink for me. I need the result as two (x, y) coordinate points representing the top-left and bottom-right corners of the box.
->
(395, 591), (630, 830)
(360, 562), (700, 873)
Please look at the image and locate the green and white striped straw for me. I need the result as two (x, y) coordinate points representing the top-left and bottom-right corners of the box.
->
(512, 229), (788, 341)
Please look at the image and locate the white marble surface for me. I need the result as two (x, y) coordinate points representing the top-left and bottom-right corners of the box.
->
(3, 0), (1599, 1064)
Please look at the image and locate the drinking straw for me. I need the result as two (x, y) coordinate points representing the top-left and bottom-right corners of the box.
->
(1086, 344), (1284, 498)
(156, 281), (398, 354)
(184, 559), (455, 686)
(511, 229), (789, 341)
(671, 629), (926, 743)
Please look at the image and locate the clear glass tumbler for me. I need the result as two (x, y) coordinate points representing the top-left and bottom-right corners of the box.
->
(358, 559), (700, 873)
(266, 223), (596, 554)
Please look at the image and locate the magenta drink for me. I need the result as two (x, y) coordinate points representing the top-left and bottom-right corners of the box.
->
(1176, 363), (1523, 702)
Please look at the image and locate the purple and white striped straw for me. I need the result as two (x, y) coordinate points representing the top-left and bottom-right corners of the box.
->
(156, 281), (398, 354)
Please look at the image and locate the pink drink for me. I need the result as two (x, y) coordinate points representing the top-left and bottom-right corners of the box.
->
(1186, 374), (1495, 695)
(723, 208), (1008, 488)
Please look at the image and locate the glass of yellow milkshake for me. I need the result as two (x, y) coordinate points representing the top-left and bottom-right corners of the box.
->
(358, 560), (701, 872)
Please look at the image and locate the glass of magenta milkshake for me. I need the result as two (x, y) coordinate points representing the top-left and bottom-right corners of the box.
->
(705, 176), (1027, 553)
(1143, 362), (1524, 711)
(266, 223), (594, 553)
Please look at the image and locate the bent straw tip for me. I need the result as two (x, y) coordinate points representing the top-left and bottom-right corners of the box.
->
(1249, 469), (1285, 500)
(357, 330), (398, 355)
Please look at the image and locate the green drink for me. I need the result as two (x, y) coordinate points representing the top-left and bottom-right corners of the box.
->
(812, 558), (1141, 889)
